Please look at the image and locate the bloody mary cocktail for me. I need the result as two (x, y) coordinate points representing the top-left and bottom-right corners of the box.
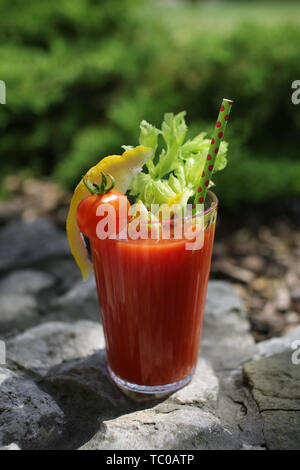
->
(67, 106), (233, 397)
(90, 192), (218, 393)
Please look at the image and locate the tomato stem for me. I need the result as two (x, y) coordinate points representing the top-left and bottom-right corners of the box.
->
(82, 172), (115, 195)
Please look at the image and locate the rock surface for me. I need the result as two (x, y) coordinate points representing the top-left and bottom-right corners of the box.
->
(243, 351), (300, 450)
(80, 407), (224, 450)
(201, 281), (256, 370)
(7, 321), (105, 376)
(48, 277), (99, 322)
(216, 369), (264, 449)
(0, 219), (69, 272)
(253, 324), (300, 360)
(0, 293), (38, 334)
(39, 257), (81, 293)
(5, 280), (268, 450)
(0, 269), (55, 296)
(0, 443), (21, 450)
(0, 367), (64, 449)
(168, 358), (218, 410)
(0, 215), (298, 452)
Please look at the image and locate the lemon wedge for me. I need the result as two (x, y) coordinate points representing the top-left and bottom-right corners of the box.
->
(66, 145), (153, 279)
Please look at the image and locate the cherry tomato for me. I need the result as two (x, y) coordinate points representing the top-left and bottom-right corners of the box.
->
(76, 174), (130, 239)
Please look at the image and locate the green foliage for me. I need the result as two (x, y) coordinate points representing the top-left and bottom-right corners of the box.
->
(0, 0), (299, 206)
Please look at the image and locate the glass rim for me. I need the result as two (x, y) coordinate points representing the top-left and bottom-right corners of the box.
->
(87, 191), (219, 241)
(145, 190), (219, 224)
(194, 189), (218, 218)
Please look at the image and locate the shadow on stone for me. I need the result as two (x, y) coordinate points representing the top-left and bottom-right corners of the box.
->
(41, 349), (167, 450)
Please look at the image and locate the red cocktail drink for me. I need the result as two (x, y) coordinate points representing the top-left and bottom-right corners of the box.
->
(89, 192), (218, 395)
(67, 106), (233, 396)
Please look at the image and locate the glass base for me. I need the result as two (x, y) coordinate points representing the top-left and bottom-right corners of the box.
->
(108, 365), (195, 401)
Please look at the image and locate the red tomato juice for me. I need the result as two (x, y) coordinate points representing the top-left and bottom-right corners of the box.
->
(90, 221), (216, 387)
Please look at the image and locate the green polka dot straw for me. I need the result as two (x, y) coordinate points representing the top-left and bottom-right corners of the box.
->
(193, 98), (233, 209)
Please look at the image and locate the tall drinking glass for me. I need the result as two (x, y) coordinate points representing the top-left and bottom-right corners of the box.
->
(89, 191), (218, 397)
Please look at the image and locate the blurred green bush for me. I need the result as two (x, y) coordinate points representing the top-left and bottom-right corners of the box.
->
(0, 0), (299, 206)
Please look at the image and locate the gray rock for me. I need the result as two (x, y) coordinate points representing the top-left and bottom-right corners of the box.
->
(76, 362), (240, 451)
(7, 320), (104, 376)
(0, 293), (38, 333)
(5, 279), (298, 450)
(216, 370), (265, 449)
(241, 444), (265, 450)
(168, 358), (218, 410)
(5, 323), (206, 449)
(40, 257), (81, 293)
(7, 318), (233, 449)
(0, 443), (21, 450)
(44, 350), (133, 418)
(291, 287), (300, 302)
(262, 410), (300, 450)
(0, 367), (64, 449)
(0, 219), (69, 272)
(48, 276), (100, 322)
(79, 372), (254, 451)
(46, 355), (218, 418)
(37, 321), (260, 450)
(79, 407), (226, 450)
(200, 281), (256, 370)
(42, 350), (152, 450)
(243, 351), (300, 450)
(243, 351), (300, 411)
(205, 281), (245, 315)
(253, 325), (300, 360)
(0, 270), (55, 296)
